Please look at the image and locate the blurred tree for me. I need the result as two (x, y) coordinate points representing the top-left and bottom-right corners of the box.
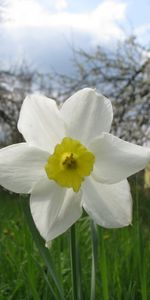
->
(0, 35), (149, 145)
(0, 67), (32, 144)
(53, 36), (150, 144)
(0, 66), (55, 145)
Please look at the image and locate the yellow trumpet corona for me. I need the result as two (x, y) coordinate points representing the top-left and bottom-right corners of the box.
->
(45, 137), (95, 192)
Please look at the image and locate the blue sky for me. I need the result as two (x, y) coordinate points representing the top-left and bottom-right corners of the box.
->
(0, 0), (150, 74)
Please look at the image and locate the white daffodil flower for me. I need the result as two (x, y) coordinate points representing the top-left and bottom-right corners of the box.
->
(0, 88), (150, 243)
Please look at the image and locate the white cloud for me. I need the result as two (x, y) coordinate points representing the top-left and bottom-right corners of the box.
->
(6, 0), (46, 26)
(5, 0), (127, 43)
(45, 0), (69, 11)
(54, 0), (69, 11)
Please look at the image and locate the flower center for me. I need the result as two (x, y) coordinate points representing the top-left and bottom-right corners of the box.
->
(61, 152), (77, 169)
(45, 137), (95, 192)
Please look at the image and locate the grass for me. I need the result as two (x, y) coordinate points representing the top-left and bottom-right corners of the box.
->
(0, 175), (150, 300)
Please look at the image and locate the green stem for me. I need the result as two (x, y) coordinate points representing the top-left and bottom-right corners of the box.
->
(90, 220), (98, 300)
(70, 224), (78, 300)
(99, 228), (109, 300)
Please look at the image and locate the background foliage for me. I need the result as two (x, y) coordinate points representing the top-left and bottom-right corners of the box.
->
(0, 176), (150, 299)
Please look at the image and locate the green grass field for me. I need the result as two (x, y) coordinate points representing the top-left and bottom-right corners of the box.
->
(0, 176), (150, 300)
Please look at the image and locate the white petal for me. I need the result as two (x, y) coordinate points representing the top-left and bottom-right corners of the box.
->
(61, 88), (113, 145)
(30, 178), (82, 241)
(0, 143), (48, 193)
(83, 177), (132, 228)
(18, 95), (66, 152)
(90, 133), (150, 184)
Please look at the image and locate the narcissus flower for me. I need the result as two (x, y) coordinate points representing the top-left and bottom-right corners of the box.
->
(0, 88), (150, 243)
